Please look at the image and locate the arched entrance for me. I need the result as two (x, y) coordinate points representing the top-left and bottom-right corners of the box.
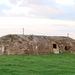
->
(53, 44), (59, 54)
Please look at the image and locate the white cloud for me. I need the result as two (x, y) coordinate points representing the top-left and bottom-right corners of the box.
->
(0, 0), (8, 4)
(0, 0), (64, 17)
(0, 0), (24, 8)
(0, 0), (30, 15)
(3, 6), (32, 15)
(16, 0), (23, 6)
(0, 0), (14, 8)
(55, 0), (75, 5)
(1, 0), (33, 16)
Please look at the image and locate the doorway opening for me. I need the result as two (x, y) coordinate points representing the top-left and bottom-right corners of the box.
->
(53, 44), (59, 54)
(53, 44), (57, 49)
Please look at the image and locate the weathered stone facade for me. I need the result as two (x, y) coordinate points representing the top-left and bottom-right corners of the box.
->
(0, 34), (75, 55)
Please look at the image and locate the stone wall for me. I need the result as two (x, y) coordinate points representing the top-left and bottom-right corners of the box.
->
(0, 34), (75, 55)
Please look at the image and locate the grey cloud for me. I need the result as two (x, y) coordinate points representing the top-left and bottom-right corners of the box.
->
(27, 0), (75, 20)
(9, 0), (22, 4)
(6, 0), (75, 20)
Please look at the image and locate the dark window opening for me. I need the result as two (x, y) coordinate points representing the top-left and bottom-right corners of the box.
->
(53, 44), (57, 49)
(65, 46), (71, 51)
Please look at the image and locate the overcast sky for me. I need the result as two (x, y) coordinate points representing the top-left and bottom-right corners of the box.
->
(0, 0), (75, 39)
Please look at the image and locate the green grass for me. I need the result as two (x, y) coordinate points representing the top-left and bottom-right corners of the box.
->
(0, 53), (75, 75)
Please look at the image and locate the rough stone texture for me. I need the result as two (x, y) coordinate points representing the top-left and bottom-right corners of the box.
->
(0, 34), (75, 55)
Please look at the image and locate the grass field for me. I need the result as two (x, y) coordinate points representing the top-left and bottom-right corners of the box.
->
(0, 53), (75, 75)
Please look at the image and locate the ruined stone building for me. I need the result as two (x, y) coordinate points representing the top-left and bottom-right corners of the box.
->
(0, 34), (75, 55)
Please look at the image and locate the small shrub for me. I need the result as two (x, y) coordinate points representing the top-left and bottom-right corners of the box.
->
(1, 34), (15, 41)
(28, 35), (34, 41)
